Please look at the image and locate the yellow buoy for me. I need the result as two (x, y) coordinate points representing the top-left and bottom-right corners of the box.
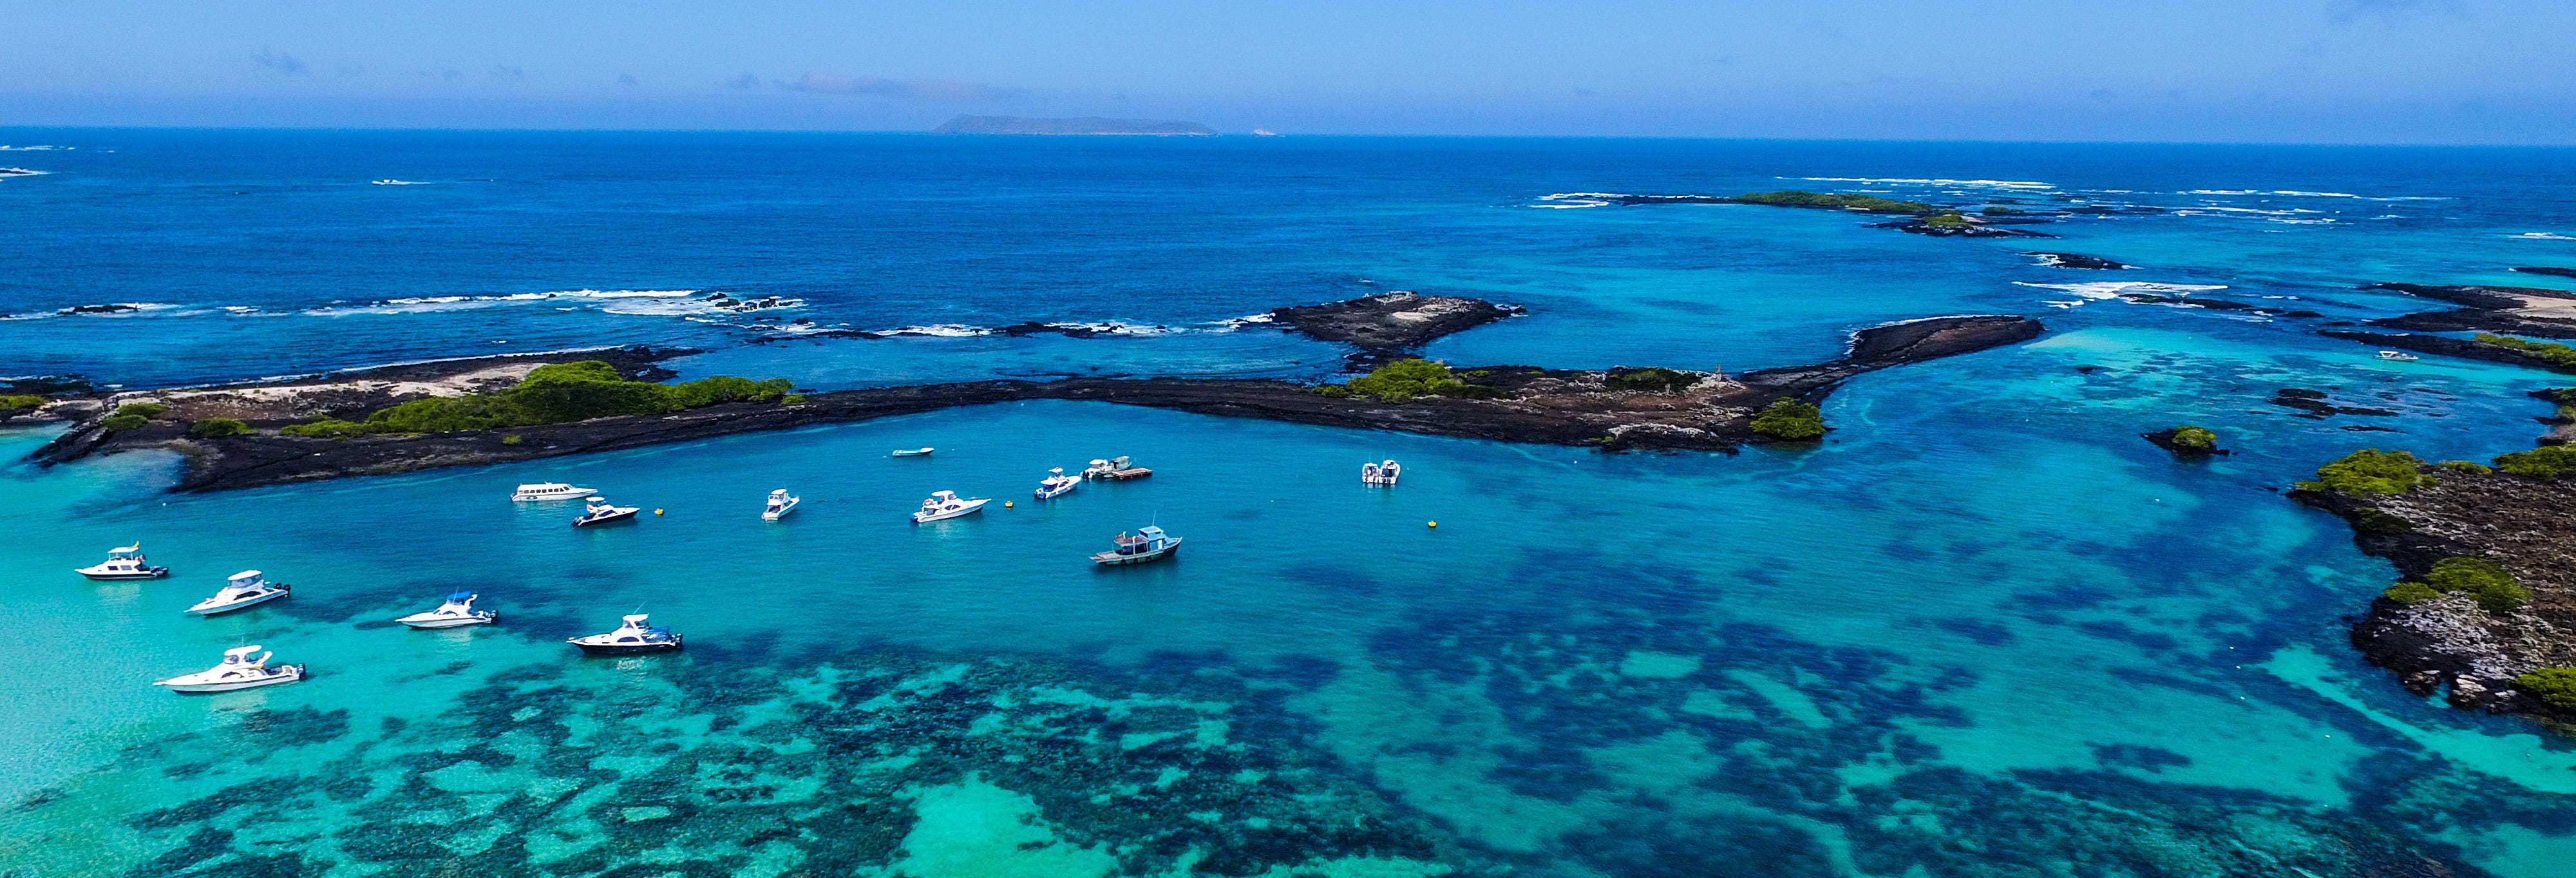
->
(1427, 520), (1438, 528)
(1005, 501), (1014, 508)
(654, 509), (665, 515)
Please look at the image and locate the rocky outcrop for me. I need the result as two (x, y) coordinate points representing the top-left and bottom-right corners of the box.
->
(1267, 292), (1523, 367)
(2511, 267), (2576, 280)
(1866, 218), (2056, 238)
(2322, 330), (2576, 374)
(2141, 428), (2228, 457)
(2027, 252), (2130, 270)
(2359, 282), (2576, 339)
(29, 316), (2044, 492)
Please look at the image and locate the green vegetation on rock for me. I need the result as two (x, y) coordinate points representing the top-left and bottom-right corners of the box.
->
(2421, 557), (2531, 614)
(187, 418), (249, 438)
(277, 360), (791, 439)
(1729, 191), (1939, 215)
(500, 434), (524, 446)
(114, 402), (169, 419)
(781, 394), (808, 406)
(2383, 582), (2443, 604)
(98, 414), (148, 433)
(1319, 359), (1497, 403)
(2517, 667), (2576, 712)
(2434, 459), (2493, 475)
(0, 395), (40, 411)
(1922, 211), (1971, 229)
(2169, 426), (2217, 450)
(1605, 367), (1696, 394)
(2310, 448), (2433, 495)
(1749, 397), (1826, 441)
(2494, 444), (2576, 480)
(1981, 205), (2025, 216)
(2474, 333), (2576, 368)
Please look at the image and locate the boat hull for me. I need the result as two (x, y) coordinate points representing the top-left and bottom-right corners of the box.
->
(573, 640), (682, 655)
(189, 587), (289, 616)
(157, 667), (304, 693)
(1093, 540), (1181, 566)
(911, 501), (989, 523)
(397, 614), (496, 629)
(78, 568), (169, 580)
(762, 501), (799, 521)
(573, 510), (639, 528)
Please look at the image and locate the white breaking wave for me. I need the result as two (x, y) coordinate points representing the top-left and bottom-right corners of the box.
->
(0, 145), (68, 151)
(1793, 176), (2055, 190)
(305, 289), (756, 318)
(2014, 282), (2228, 303)
(2515, 233), (2576, 241)
(370, 179), (427, 186)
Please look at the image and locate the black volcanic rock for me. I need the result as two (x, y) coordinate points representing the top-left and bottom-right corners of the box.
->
(1866, 218), (2056, 238)
(1268, 292), (1523, 368)
(2513, 267), (2576, 280)
(2141, 428), (2229, 457)
(2027, 252), (2130, 270)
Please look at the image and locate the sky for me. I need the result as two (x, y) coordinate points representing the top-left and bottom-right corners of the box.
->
(3, 1), (2573, 143)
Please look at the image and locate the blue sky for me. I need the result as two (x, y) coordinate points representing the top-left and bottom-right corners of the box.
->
(4, 1), (2571, 142)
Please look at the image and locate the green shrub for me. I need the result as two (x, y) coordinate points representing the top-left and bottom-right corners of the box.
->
(2495, 444), (2576, 480)
(0, 395), (41, 411)
(1922, 211), (1970, 229)
(1312, 384), (1354, 399)
(2435, 459), (2492, 475)
(670, 376), (794, 407)
(2353, 508), (2414, 535)
(1343, 359), (1471, 403)
(1729, 191), (1938, 215)
(280, 418), (368, 439)
(1750, 397), (1826, 441)
(113, 402), (169, 419)
(780, 394), (808, 406)
(2517, 667), (2576, 712)
(2169, 426), (2217, 450)
(500, 434), (524, 445)
(1605, 367), (1696, 394)
(1981, 205), (2025, 216)
(98, 414), (147, 433)
(2383, 582), (2443, 604)
(2475, 333), (2576, 368)
(361, 396), (522, 434)
(2313, 449), (2432, 495)
(2424, 557), (2531, 614)
(188, 417), (249, 438)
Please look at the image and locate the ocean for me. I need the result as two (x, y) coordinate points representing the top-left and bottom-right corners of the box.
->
(3, 129), (2575, 876)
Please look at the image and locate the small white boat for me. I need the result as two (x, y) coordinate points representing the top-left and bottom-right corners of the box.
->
(568, 614), (683, 654)
(762, 488), (800, 521)
(76, 544), (169, 580)
(1083, 455), (1153, 481)
(573, 497), (641, 528)
(1093, 526), (1182, 566)
(154, 645), (305, 693)
(187, 569), (291, 616)
(892, 447), (934, 457)
(911, 490), (990, 522)
(513, 482), (598, 501)
(1361, 459), (1402, 486)
(1034, 468), (1081, 500)
(395, 591), (498, 629)
(2376, 350), (2420, 362)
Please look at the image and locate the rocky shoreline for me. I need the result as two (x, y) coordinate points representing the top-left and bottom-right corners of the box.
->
(1264, 291), (1524, 367)
(15, 316), (2041, 492)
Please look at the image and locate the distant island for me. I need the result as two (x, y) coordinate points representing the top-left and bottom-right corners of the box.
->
(932, 115), (1217, 136)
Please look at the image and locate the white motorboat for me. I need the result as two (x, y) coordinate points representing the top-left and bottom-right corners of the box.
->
(2376, 350), (2420, 362)
(1034, 468), (1081, 500)
(395, 591), (498, 629)
(1083, 455), (1153, 481)
(910, 490), (990, 523)
(891, 447), (934, 457)
(187, 569), (291, 616)
(762, 489), (800, 521)
(1093, 526), (1182, 566)
(573, 497), (641, 528)
(76, 544), (169, 580)
(1361, 459), (1402, 486)
(154, 645), (305, 693)
(513, 482), (598, 501)
(568, 614), (683, 654)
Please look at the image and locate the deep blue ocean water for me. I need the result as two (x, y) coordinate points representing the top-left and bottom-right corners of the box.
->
(4, 130), (2576, 876)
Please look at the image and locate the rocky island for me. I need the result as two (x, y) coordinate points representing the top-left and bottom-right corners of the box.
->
(12, 296), (2041, 491)
(1264, 291), (1524, 367)
(933, 115), (1216, 136)
(1541, 190), (2058, 238)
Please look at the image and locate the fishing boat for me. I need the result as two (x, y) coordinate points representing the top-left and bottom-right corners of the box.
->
(2376, 350), (2420, 362)
(911, 490), (990, 522)
(395, 591), (498, 629)
(1034, 468), (1081, 500)
(75, 544), (169, 580)
(187, 570), (291, 616)
(154, 645), (305, 693)
(572, 497), (641, 528)
(513, 482), (598, 501)
(762, 489), (800, 521)
(1083, 455), (1153, 481)
(1093, 526), (1182, 566)
(567, 614), (683, 654)
(1361, 459), (1402, 486)
(892, 447), (934, 457)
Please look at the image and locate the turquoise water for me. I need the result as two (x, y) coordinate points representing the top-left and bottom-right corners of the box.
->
(6, 133), (2576, 875)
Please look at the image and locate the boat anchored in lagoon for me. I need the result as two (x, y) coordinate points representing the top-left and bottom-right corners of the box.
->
(1084, 455), (1153, 481)
(2377, 350), (2420, 362)
(154, 645), (305, 693)
(911, 490), (990, 523)
(762, 489), (800, 521)
(573, 497), (641, 528)
(1361, 459), (1401, 486)
(1094, 526), (1182, 566)
(76, 544), (168, 580)
(892, 446), (934, 457)
(513, 482), (598, 501)
(187, 570), (290, 616)
(395, 592), (498, 629)
(1034, 467), (1081, 500)
(568, 614), (683, 654)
